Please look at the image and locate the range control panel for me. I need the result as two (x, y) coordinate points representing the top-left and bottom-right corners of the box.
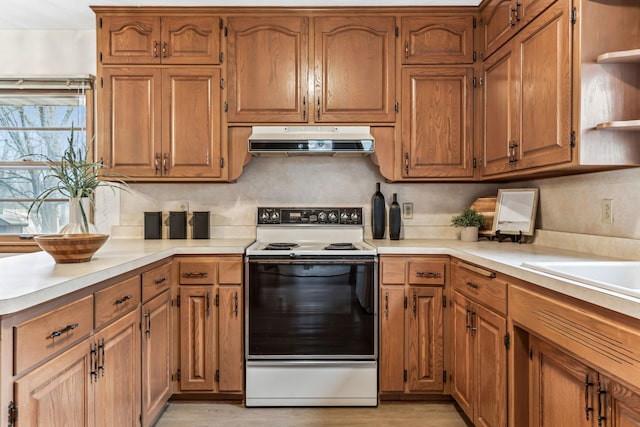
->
(257, 207), (363, 225)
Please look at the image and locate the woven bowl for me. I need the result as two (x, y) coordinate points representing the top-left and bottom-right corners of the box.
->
(34, 234), (109, 263)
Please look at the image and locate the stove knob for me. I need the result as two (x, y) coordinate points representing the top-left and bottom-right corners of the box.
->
(340, 212), (349, 222)
(260, 211), (270, 222)
(350, 212), (359, 222)
(328, 212), (338, 222)
(271, 211), (280, 222)
(318, 211), (327, 222)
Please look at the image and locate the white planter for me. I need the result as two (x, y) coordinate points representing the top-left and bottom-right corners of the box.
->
(60, 197), (97, 234)
(459, 226), (479, 242)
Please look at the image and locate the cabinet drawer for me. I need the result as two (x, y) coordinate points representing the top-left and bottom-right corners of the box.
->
(14, 295), (93, 374)
(95, 275), (141, 329)
(453, 261), (507, 315)
(142, 261), (172, 301)
(408, 259), (446, 285)
(179, 260), (215, 284)
(380, 258), (405, 285)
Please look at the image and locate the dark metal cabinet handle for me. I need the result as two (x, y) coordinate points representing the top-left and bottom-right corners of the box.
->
(585, 375), (594, 421)
(317, 97), (321, 120)
(114, 294), (132, 305)
(90, 342), (99, 381)
(416, 271), (441, 278)
(412, 292), (417, 317)
(470, 310), (477, 335)
(48, 323), (78, 339)
(404, 153), (410, 175)
(162, 41), (168, 57)
(597, 382), (607, 426)
(163, 153), (169, 173)
(404, 41), (409, 58)
(234, 291), (239, 318)
(384, 291), (389, 320)
(144, 311), (151, 338)
(154, 152), (160, 174)
(465, 307), (471, 331)
(206, 291), (211, 315)
(97, 338), (105, 376)
(183, 272), (208, 278)
(466, 281), (479, 290)
(153, 41), (159, 57)
(154, 277), (167, 285)
(302, 97), (307, 120)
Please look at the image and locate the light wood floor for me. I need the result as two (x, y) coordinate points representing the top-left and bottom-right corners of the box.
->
(155, 401), (469, 427)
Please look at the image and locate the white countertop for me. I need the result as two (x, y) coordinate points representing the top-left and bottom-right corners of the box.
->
(1, 236), (639, 321)
(369, 239), (640, 321)
(0, 238), (253, 315)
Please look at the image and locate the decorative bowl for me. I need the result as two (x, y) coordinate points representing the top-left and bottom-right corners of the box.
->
(34, 234), (109, 263)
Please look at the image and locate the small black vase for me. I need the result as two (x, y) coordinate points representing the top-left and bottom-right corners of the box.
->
(389, 193), (401, 240)
(372, 182), (386, 239)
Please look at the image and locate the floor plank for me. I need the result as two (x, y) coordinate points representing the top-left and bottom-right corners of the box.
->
(155, 401), (468, 426)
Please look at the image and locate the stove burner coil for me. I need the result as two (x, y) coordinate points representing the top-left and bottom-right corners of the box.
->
(324, 242), (358, 250)
(263, 243), (300, 250)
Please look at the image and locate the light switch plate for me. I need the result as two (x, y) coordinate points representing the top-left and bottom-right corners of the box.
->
(402, 203), (413, 219)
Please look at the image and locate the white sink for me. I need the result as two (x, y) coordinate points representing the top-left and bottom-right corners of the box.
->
(521, 261), (640, 298)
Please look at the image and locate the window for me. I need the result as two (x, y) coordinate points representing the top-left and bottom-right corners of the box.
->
(0, 77), (94, 238)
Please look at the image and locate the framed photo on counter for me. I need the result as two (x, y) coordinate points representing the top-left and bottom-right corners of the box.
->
(492, 188), (539, 236)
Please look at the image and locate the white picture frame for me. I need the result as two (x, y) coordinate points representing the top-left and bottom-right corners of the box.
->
(492, 188), (539, 236)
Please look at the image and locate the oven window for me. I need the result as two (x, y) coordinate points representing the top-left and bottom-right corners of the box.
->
(247, 261), (376, 358)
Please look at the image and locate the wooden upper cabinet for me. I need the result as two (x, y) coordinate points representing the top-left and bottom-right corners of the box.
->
(162, 67), (222, 178)
(99, 14), (221, 65)
(481, 0), (571, 178)
(314, 16), (396, 123)
(226, 16), (309, 123)
(99, 67), (162, 177)
(480, 0), (557, 59)
(401, 15), (475, 64)
(402, 67), (474, 179)
(99, 67), (222, 180)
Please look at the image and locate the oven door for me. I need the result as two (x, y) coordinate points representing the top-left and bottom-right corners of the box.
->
(246, 256), (378, 360)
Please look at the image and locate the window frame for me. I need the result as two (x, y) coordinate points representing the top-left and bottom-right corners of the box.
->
(0, 78), (95, 251)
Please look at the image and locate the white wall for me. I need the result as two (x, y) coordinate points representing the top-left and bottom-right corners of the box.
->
(3, 28), (640, 243)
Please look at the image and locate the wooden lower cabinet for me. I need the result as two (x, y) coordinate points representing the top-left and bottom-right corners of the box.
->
(176, 256), (244, 395)
(451, 291), (507, 427)
(141, 289), (172, 426)
(379, 256), (448, 396)
(14, 310), (140, 427)
(179, 285), (216, 391)
(530, 335), (640, 427)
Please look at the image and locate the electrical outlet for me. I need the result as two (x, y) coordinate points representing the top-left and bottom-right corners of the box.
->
(175, 201), (189, 212)
(601, 199), (613, 224)
(402, 203), (413, 219)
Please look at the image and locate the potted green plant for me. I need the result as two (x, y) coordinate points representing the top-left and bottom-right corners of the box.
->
(28, 128), (127, 235)
(451, 208), (485, 242)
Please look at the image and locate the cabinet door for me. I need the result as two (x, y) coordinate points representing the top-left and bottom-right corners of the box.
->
(141, 290), (172, 427)
(226, 16), (309, 123)
(162, 68), (222, 178)
(98, 15), (161, 64)
(406, 286), (444, 392)
(314, 16), (396, 123)
(481, 42), (518, 177)
(401, 15), (475, 64)
(99, 67), (162, 178)
(180, 285), (216, 391)
(402, 67), (474, 178)
(451, 291), (474, 418)
(218, 286), (243, 393)
(530, 336), (596, 427)
(93, 310), (141, 427)
(161, 16), (221, 65)
(480, 0), (558, 59)
(379, 286), (405, 392)
(15, 340), (91, 427)
(602, 375), (640, 427)
(474, 304), (507, 427)
(515, 1), (572, 171)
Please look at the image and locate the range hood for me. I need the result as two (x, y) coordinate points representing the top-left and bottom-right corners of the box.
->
(248, 126), (374, 156)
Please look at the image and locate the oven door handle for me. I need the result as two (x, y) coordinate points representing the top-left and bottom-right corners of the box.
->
(247, 258), (376, 265)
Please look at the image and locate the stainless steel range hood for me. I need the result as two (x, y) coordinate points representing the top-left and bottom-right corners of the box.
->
(248, 126), (374, 156)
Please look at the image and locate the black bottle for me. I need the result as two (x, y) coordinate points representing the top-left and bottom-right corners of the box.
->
(389, 193), (401, 240)
(372, 182), (386, 239)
